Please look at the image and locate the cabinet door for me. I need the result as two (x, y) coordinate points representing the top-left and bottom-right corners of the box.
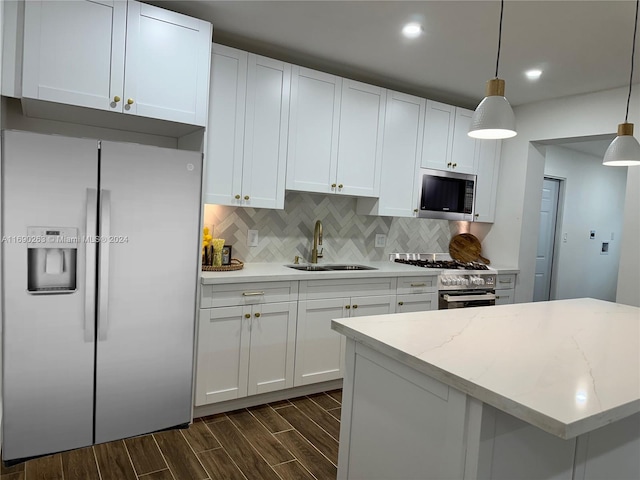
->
(124, 1), (212, 125)
(22, 0), (126, 111)
(336, 80), (386, 197)
(286, 66), (341, 194)
(396, 293), (438, 313)
(450, 108), (479, 174)
(195, 306), (250, 406)
(247, 302), (297, 395)
(350, 295), (395, 317)
(474, 139), (502, 223)
(203, 44), (247, 206)
(421, 100), (455, 169)
(241, 55), (291, 209)
(374, 91), (425, 216)
(495, 289), (515, 305)
(294, 298), (347, 386)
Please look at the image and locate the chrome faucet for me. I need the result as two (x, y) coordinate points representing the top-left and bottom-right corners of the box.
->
(311, 220), (323, 263)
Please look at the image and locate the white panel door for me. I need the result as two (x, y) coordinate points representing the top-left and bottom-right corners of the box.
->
(195, 306), (250, 405)
(474, 139), (502, 222)
(336, 79), (386, 197)
(1, 131), (98, 460)
(95, 141), (202, 443)
(376, 90), (425, 217)
(421, 100), (455, 169)
(534, 178), (561, 302)
(203, 44), (247, 206)
(295, 298), (347, 386)
(450, 107), (479, 174)
(241, 54), (291, 209)
(123, 1), (212, 125)
(286, 66), (341, 193)
(22, 0), (126, 111)
(247, 301), (297, 395)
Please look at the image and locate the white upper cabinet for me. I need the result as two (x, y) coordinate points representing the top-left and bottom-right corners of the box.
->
(287, 66), (342, 194)
(204, 44), (291, 209)
(336, 80), (386, 197)
(474, 139), (502, 223)
(22, 0), (211, 126)
(287, 68), (385, 197)
(421, 101), (478, 174)
(357, 90), (426, 217)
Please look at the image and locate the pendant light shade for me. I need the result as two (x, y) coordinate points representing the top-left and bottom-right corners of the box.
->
(603, 0), (640, 166)
(468, 78), (517, 139)
(603, 123), (640, 166)
(469, 1), (517, 140)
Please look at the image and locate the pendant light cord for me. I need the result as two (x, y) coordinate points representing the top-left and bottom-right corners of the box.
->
(625, 0), (639, 123)
(495, 0), (504, 78)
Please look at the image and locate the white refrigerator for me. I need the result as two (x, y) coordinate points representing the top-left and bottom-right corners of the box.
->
(1, 130), (203, 462)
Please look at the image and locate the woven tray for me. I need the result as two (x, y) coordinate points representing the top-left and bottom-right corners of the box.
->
(202, 258), (244, 272)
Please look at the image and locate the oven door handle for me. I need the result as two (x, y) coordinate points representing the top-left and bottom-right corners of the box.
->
(442, 293), (496, 302)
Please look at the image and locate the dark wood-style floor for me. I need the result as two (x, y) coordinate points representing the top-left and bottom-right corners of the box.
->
(1, 390), (342, 480)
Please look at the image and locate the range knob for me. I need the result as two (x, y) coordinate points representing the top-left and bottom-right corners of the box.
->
(462, 277), (470, 286)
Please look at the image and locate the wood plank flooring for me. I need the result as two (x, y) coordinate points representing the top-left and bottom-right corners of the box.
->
(1, 390), (342, 480)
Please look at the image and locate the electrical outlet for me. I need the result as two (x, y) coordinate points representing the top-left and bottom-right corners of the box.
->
(589, 230), (596, 239)
(375, 234), (387, 248)
(247, 229), (259, 247)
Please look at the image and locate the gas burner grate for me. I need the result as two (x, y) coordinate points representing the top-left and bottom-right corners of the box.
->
(394, 258), (489, 271)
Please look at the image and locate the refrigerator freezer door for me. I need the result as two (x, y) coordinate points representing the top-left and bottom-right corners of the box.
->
(94, 141), (202, 443)
(1, 131), (98, 461)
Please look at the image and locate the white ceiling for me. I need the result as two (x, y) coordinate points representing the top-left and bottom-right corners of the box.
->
(148, 0), (640, 109)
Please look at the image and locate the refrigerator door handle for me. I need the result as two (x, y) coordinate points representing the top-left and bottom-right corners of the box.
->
(98, 189), (111, 341)
(84, 188), (98, 342)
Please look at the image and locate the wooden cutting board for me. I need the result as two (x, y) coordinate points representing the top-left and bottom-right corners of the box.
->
(449, 233), (490, 264)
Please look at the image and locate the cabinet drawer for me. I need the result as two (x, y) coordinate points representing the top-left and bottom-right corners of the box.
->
(299, 277), (396, 300)
(396, 276), (437, 294)
(201, 281), (298, 308)
(496, 274), (516, 289)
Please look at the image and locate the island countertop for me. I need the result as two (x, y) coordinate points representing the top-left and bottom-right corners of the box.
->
(331, 298), (640, 439)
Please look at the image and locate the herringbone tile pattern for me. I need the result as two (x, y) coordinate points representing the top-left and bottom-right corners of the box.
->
(204, 192), (452, 263)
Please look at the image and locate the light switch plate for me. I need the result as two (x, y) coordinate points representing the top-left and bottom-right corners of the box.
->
(375, 234), (387, 248)
(247, 230), (259, 247)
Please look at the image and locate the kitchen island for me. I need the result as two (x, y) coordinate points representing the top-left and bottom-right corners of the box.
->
(332, 298), (640, 480)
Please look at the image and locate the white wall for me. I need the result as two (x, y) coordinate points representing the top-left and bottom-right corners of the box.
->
(544, 146), (627, 301)
(482, 85), (639, 304)
(616, 166), (640, 306)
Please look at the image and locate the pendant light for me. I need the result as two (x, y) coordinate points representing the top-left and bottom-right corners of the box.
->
(603, 0), (640, 166)
(469, 0), (517, 139)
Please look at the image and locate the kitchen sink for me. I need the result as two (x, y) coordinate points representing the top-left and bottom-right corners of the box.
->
(285, 264), (378, 271)
(285, 265), (331, 271)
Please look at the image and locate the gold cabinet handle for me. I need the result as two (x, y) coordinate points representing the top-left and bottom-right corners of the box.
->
(352, 304), (358, 309)
(338, 184), (343, 189)
(113, 95), (121, 103)
(498, 280), (512, 284)
(345, 305), (351, 309)
(414, 209), (418, 214)
(254, 312), (261, 318)
(242, 291), (265, 296)
(447, 162), (452, 168)
(452, 163), (457, 168)
(127, 98), (134, 105)
(410, 283), (427, 287)
(331, 183), (337, 188)
(235, 194), (241, 199)
(495, 296), (501, 299)
(398, 301), (404, 306)
(244, 195), (250, 201)
(244, 313), (251, 319)
(474, 214), (480, 217)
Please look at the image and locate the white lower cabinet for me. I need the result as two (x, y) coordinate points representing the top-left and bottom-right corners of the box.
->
(395, 276), (439, 312)
(295, 295), (395, 386)
(495, 274), (517, 305)
(195, 301), (296, 406)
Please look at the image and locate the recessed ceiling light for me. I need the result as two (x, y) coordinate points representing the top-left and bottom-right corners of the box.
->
(525, 69), (543, 80)
(402, 23), (423, 38)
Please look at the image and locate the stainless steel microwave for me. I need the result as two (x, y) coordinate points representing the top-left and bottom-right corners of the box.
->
(417, 168), (476, 221)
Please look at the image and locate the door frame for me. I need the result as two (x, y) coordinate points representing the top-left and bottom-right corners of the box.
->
(541, 175), (565, 300)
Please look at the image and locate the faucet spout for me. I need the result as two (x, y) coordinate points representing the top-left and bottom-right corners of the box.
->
(311, 220), (323, 263)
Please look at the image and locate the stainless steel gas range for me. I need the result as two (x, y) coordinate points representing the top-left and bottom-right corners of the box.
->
(390, 253), (496, 309)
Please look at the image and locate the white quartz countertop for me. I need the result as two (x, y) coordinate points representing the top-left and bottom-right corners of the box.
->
(200, 261), (440, 284)
(332, 298), (640, 439)
(201, 261), (518, 284)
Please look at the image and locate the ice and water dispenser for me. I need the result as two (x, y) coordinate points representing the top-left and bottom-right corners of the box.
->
(27, 227), (78, 294)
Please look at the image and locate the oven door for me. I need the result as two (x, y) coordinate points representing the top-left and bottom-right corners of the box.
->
(439, 290), (496, 309)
